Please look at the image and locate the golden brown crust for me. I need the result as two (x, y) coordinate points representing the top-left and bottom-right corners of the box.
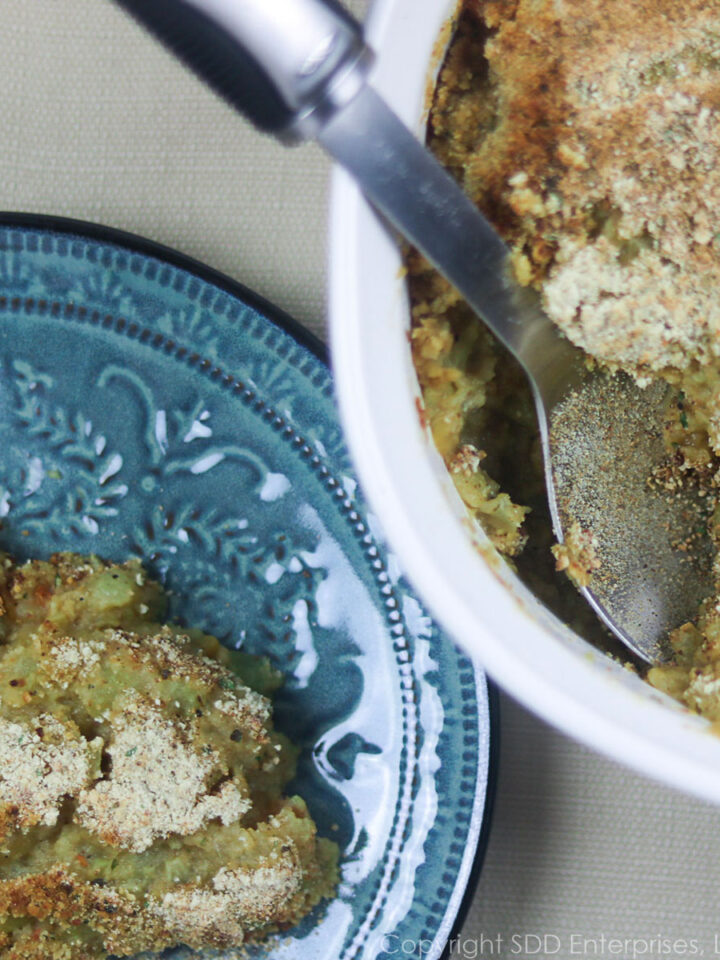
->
(0, 868), (131, 928)
(0, 868), (154, 959)
(445, 0), (720, 386)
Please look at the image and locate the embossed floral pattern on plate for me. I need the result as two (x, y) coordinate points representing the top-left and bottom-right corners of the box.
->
(0, 217), (495, 960)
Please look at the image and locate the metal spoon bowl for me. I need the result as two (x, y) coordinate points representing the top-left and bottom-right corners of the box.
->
(546, 372), (713, 663)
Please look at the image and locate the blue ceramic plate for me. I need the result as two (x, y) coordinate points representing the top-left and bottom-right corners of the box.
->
(0, 214), (495, 960)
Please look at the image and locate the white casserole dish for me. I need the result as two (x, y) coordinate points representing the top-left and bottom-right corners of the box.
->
(328, 0), (720, 802)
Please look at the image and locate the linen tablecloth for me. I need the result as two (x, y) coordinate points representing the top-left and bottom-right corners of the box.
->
(1, 2), (717, 957)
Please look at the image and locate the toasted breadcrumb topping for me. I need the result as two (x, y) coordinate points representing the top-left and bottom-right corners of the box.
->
(158, 849), (301, 944)
(0, 714), (99, 832)
(449, 443), (487, 477)
(552, 522), (602, 589)
(76, 692), (251, 853)
(0, 553), (337, 959)
(42, 636), (106, 688)
(462, 0), (720, 386)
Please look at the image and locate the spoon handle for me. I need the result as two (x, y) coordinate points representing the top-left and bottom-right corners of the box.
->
(112, 0), (372, 139)
(113, 0), (555, 365)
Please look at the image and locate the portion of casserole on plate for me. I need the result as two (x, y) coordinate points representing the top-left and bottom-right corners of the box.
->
(0, 552), (337, 959)
(410, 0), (720, 715)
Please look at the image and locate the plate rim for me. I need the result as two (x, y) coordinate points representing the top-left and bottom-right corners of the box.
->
(0, 209), (498, 959)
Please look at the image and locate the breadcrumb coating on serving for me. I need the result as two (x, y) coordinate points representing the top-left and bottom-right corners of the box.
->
(75, 691), (251, 853)
(0, 553), (338, 959)
(459, 0), (720, 389)
(0, 713), (101, 835)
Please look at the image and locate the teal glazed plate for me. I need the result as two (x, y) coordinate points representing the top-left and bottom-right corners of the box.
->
(0, 214), (496, 960)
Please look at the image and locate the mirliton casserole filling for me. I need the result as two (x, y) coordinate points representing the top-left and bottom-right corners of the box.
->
(0, 552), (337, 959)
(409, 0), (720, 715)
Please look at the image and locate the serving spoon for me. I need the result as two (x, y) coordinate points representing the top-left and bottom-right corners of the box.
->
(111, 0), (713, 664)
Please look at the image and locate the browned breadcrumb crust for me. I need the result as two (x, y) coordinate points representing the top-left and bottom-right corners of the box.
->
(454, 1), (720, 382)
(551, 522), (601, 589)
(0, 553), (337, 959)
(439, 0), (720, 478)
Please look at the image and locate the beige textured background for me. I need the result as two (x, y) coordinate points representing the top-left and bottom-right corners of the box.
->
(2, 2), (720, 958)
